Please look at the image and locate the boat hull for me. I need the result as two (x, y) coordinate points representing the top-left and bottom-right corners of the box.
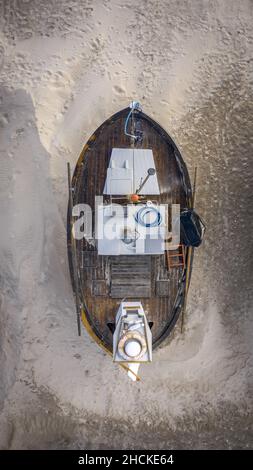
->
(67, 107), (193, 352)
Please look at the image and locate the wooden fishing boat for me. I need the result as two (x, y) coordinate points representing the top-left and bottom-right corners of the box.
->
(67, 102), (203, 380)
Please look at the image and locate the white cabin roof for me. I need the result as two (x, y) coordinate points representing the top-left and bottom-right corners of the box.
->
(103, 148), (160, 195)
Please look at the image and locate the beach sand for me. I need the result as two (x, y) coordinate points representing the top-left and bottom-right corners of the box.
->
(0, 0), (252, 449)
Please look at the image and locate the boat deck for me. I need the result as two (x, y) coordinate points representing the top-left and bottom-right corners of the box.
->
(68, 108), (192, 351)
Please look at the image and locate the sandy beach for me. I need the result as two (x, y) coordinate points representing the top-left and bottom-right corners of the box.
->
(0, 0), (252, 449)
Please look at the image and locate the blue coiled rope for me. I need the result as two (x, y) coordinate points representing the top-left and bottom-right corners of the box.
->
(135, 206), (162, 227)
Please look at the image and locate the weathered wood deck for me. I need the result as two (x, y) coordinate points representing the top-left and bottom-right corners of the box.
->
(68, 107), (193, 351)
